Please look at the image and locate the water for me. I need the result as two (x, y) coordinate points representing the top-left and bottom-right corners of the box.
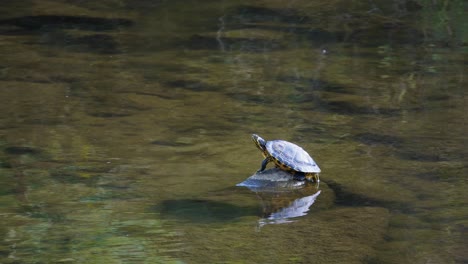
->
(0, 1), (466, 263)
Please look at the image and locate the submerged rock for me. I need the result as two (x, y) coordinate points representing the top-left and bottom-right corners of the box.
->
(4, 146), (42, 155)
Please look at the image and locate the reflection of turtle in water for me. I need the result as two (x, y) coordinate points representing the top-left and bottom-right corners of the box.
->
(258, 190), (321, 227)
(252, 134), (321, 182)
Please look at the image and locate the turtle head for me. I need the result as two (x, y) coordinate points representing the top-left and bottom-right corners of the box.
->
(252, 134), (267, 152)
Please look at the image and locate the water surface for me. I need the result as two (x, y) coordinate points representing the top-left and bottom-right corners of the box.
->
(0, 1), (466, 263)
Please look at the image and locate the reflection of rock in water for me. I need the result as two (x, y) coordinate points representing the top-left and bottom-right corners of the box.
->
(237, 168), (321, 228)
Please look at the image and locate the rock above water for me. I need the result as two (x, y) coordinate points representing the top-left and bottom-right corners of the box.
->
(237, 168), (306, 191)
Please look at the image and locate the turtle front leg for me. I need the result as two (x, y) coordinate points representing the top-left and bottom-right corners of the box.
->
(304, 173), (320, 183)
(257, 158), (270, 173)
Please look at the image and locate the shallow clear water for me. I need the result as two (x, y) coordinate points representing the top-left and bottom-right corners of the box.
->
(0, 1), (466, 263)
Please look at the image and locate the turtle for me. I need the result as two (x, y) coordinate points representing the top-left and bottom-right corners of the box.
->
(252, 134), (321, 182)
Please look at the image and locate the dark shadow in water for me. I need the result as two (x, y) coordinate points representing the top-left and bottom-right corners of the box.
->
(83, 96), (153, 118)
(164, 79), (219, 92)
(325, 179), (408, 210)
(156, 199), (259, 223)
(3, 146), (48, 167)
(0, 160), (12, 168)
(150, 140), (192, 147)
(0, 15), (131, 54)
(37, 32), (122, 54)
(65, 34), (121, 54)
(117, 90), (184, 100)
(414, 165), (466, 183)
(226, 5), (311, 25)
(87, 111), (134, 118)
(315, 99), (401, 116)
(225, 91), (274, 105)
(0, 15), (133, 54)
(277, 76), (354, 95)
(258, 25), (341, 44)
(4, 146), (42, 155)
(0, 15), (132, 32)
(222, 5), (343, 46)
(396, 150), (449, 162)
(326, 180), (384, 207)
(353, 132), (404, 147)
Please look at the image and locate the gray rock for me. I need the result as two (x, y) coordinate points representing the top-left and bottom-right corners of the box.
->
(237, 168), (306, 191)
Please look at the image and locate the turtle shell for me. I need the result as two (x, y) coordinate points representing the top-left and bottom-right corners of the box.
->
(266, 140), (321, 173)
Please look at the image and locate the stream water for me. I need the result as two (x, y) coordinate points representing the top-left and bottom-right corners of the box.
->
(0, 1), (466, 263)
